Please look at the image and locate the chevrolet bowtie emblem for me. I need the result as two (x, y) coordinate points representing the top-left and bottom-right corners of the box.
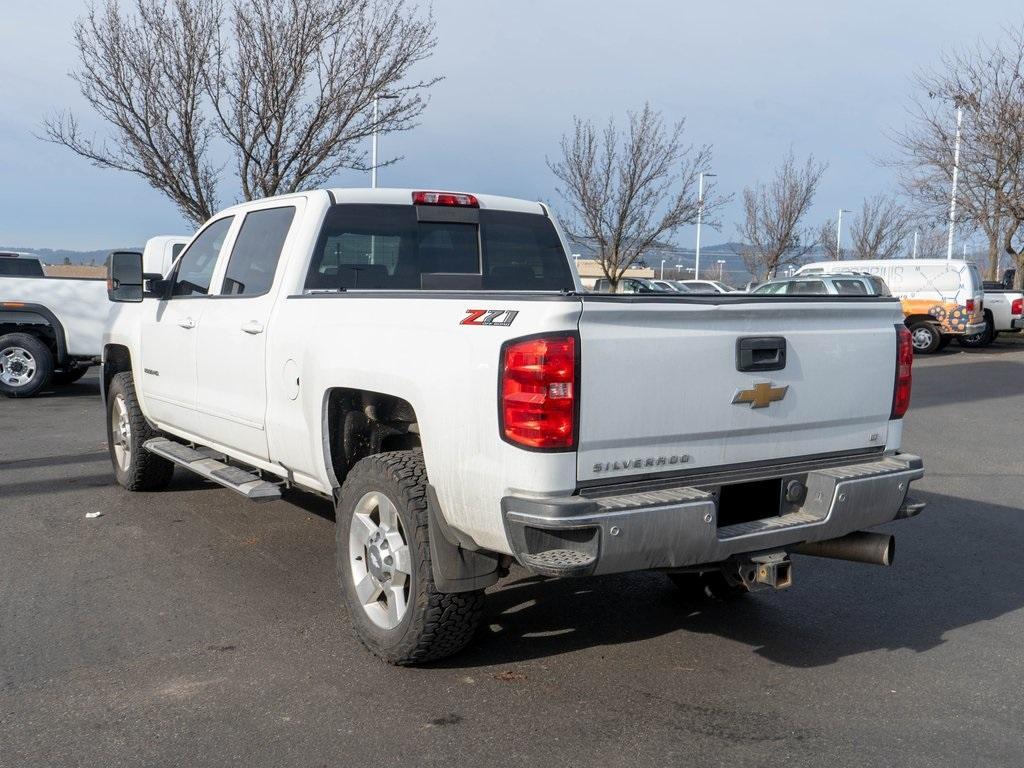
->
(732, 382), (788, 409)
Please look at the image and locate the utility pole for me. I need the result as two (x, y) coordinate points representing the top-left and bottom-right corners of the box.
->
(695, 172), (716, 279)
(370, 93), (398, 189)
(947, 105), (963, 260)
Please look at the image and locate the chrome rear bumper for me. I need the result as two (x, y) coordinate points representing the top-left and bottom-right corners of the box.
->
(502, 453), (924, 577)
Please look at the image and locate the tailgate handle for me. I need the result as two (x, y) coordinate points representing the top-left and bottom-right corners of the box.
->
(736, 337), (787, 372)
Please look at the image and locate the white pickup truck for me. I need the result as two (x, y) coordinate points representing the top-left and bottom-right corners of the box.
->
(102, 188), (925, 664)
(0, 237), (188, 397)
(959, 289), (1024, 347)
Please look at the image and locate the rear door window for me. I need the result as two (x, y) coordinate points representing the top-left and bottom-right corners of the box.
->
(833, 279), (868, 295)
(786, 280), (827, 295)
(220, 206), (296, 296)
(305, 205), (574, 291)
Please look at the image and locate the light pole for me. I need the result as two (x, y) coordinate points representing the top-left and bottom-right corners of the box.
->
(694, 172), (716, 279)
(716, 259), (726, 281)
(660, 259), (667, 279)
(836, 209), (851, 259)
(675, 264), (685, 279)
(370, 93), (398, 189)
(912, 230), (919, 259)
(946, 104), (963, 261)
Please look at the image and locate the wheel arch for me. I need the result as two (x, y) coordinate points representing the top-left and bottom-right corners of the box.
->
(904, 313), (939, 328)
(0, 303), (67, 364)
(102, 344), (133, 403)
(321, 387), (422, 490)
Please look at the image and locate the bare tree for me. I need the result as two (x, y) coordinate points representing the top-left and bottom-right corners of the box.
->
(43, 0), (437, 226)
(892, 27), (1024, 284)
(817, 218), (840, 260)
(209, 0), (438, 201)
(847, 194), (915, 259)
(738, 152), (827, 280)
(548, 104), (726, 291)
(43, 0), (222, 224)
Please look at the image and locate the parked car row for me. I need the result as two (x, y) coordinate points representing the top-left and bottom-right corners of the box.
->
(585, 257), (1021, 355)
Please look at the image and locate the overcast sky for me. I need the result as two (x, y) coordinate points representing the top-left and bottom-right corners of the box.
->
(1, 0), (1021, 250)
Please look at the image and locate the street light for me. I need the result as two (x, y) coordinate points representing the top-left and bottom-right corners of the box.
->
(370, 93), (399, 189)
(912, 230), (919, 259)
(695, 172), (716, 279)
(716, 259), (726, 280)
(836, 209), (851, 258)
(947, 104), (964, 261)
(660, 259), (667, 279)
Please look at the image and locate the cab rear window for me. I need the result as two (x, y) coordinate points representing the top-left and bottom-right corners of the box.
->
(305, 204), (574, 291)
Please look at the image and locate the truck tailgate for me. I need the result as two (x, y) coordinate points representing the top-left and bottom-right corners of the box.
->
(576, 298), (903, 483)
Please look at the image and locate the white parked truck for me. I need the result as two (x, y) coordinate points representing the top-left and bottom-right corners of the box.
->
(102, 188), (925, 664)
(0, 236), (188, 397)
(959, 289), (1024, 347)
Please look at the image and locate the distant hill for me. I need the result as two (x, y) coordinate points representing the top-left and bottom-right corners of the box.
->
(0, 246), (140, 267)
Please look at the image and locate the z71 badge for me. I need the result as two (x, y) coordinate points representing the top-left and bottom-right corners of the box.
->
(460, 309), (518, 327)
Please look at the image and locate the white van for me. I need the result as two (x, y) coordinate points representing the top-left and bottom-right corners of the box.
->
(797, 259), (986, 353)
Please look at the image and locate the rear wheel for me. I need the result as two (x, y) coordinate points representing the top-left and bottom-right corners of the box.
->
(106, 372), (175, 491)
(336, 450), (484, 665)
(958, 318), (994, 348)
(0, 332), (53, 398)
(908, 322), (942, 354)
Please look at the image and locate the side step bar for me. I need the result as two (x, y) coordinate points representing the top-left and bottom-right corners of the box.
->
(144, 437), (282, 502)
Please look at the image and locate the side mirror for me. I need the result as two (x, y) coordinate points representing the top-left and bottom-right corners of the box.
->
(107, 251), (144, 303)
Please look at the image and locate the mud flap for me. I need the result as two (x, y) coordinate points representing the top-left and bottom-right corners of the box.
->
(426, 486), (500, 593)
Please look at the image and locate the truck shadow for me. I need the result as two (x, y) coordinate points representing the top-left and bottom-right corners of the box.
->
(445, 490), (1024, 669)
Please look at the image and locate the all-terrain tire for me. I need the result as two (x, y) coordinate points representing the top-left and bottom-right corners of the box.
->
(106, 372), (175, 491)
(336, 449), (485, 665)
(0, 332), (54, 398)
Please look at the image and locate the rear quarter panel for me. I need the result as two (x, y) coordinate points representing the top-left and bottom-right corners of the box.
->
(1, 276), (110, 356)
(266, 293), (583, 554)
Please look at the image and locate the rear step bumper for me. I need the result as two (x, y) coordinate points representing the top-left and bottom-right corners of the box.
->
(501, 453), (924, 578)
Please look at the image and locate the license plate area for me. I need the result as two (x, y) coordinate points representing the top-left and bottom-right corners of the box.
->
(715, 477), (784, 528)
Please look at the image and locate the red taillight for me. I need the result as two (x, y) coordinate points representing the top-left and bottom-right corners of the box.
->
(1012, 297), (1023, 316)
(412, 190), (479, 208)
(891, 325), (913, 419)
(500, 335), (576, 450)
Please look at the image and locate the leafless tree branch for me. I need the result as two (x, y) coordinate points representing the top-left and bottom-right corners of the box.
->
(737, 151), (827, 280)
(548, 104), (729, 290)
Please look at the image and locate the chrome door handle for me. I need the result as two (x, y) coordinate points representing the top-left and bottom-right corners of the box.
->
(177, 317), (195, 329)
(241, 320), (264, 335)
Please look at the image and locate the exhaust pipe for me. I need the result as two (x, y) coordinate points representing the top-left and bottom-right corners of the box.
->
(793, 531), (895, 567)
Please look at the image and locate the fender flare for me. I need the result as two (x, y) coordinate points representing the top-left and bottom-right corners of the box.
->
(0, 302), (68, 364)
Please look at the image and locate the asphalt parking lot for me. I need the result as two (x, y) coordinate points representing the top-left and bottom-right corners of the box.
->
(3, 341), (1024, 768)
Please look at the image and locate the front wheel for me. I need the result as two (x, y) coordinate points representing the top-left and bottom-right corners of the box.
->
(106, 372), (175, 491)
(908, 322), (942, 354)
(0, 332), (54, 398)
(336, 450), (484, 665)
